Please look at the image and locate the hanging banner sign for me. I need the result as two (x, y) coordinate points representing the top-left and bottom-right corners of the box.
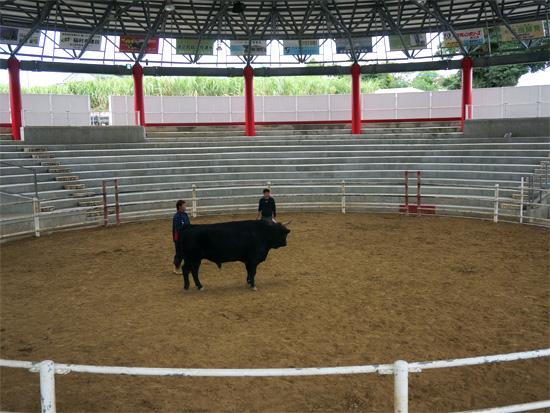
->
(499, 20), (546, 42)
(230, 40), (267, 55)
(176, 38), (213, 55)
(442, 28), (485, 48)
(59, 32), (102, 51)
(335, 37), (372, 54)
(283, 39), (320, 55)
(0, 26), (41, 46)
(118, 35), (159, 53)
(389, 33), (427, 51)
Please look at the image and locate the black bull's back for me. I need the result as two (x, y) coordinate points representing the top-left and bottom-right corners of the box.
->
(176, 220), (290, 290)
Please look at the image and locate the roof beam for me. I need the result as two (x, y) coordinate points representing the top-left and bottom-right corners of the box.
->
(411, 0), (468, 55)
(4, 50), (547, 76)
(136, 2), (168, 62)
(487, 0), (530, 48)
(376, 2), (411, 58)
(11, 0), (55, 55)
(76, 1), (120, 59)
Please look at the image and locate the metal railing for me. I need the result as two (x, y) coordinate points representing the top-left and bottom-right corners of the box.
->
(1, 349), (548, 413)
(0, 160), (39, 200)
(1, 176), (549, 241)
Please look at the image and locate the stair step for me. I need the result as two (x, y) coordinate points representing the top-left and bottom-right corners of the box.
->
(23, 147), (47, 153)
(41, 161), (60, 167)
(86, 208), (114, 217)
(48, 167), (71, 174)
(40, 205), (55, 212)
(78, 200), (103, 207)
(64, 183), (86, 190)
(70, 191), (96, 198)
(501, 203), (519, 210)
(55, 175), (79, 182)
(31, 153), (54, 159)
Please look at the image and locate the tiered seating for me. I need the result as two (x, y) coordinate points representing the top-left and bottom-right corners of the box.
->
(1, 121), (548, 237)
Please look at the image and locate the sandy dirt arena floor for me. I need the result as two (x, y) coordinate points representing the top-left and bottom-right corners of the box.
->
(0, 212), (548, 412)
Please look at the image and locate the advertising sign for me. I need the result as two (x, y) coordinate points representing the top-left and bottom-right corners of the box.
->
(335, 37), (372, 54)
(230, 40), (267, 55)
(283, 39), (320, 55)
(59, 32), (102, 51)
(176, 38), (213, 55)
(388, 33), (427, 51)
(119, 35), (159, 53)
(443, 28), (485, 48)
(0, 26), (41, 46)
(499, 20), (546, 42)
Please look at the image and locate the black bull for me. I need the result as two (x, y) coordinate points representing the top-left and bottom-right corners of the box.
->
(176, 220), (291, 290)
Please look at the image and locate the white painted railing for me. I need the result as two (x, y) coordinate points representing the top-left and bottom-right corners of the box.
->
(1, 349), (549, 413)
(1, 178), (549, 240)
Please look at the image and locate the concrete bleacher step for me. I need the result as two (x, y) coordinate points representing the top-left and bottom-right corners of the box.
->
(64, 183), (86, 190)
(41, 161), (60, 167)
(78, 199), (103, 207)
(70, 191), (98, 198)
(31, 153), (54, 159)
(23, 147), (48, 153)
(40, 205), (55, 212)
(48, 167), (71, 174)
(55, 175), (79, 182)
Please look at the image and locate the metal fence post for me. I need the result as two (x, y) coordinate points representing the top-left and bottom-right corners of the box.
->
(39, 360), (56, 413)
(33, 197), (41, 237)
(520, 177), (524, 224)
(192, 184), (197, 218)
(267, 181), (272, 192)
(102, 181), (108, 227)
(33, 168), (39, 200)
(416, 171), (421, 216)
(394, 360), (408, 413)
(341, 180), (346, 214)
(493, 184), (499, 223)
(404, 171), (409, 215)
(114, 179), (120, 226)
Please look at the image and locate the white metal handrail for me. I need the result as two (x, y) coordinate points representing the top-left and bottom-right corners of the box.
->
(1, 349), (548, 413)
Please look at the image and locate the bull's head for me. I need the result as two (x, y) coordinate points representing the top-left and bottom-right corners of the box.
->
(267, 221), (291, 249)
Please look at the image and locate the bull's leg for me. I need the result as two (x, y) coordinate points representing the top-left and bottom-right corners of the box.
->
(182, 261), (191, 290)
(190, 261), (204, 291)
(245, 262), (258, 290)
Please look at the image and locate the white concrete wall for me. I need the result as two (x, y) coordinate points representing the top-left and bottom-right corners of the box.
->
(109, 86), (549, 125)
(1, 93), (90, 126)
(3, 86), (548, 128)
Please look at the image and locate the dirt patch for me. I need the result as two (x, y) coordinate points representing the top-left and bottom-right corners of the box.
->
(1, 212), (548, 412)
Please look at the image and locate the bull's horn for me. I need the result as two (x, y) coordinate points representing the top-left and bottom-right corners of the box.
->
(281, 220), (292, 226)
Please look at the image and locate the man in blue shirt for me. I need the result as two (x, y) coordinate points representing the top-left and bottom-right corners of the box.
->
(256, 188), (277, 222)
(173, 199), (190, 274)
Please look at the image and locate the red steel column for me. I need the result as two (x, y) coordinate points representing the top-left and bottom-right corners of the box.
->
(461, 56), (473, 126)
(351, 62), (362, 135)
(132, 63), (145, 126)
(7, 56), (23, 140)
(244, 65), (255, 136)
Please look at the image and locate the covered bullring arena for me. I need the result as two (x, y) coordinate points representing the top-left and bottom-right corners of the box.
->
(0, 0), (549, 412)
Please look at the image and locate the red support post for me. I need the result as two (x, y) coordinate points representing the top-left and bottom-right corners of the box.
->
(244, 65), (255, 136)
(132, 63), (145, 126)
(7, 56), (23, 140)
(351, 62), (362, 135)
(461, 56), (473, 131)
